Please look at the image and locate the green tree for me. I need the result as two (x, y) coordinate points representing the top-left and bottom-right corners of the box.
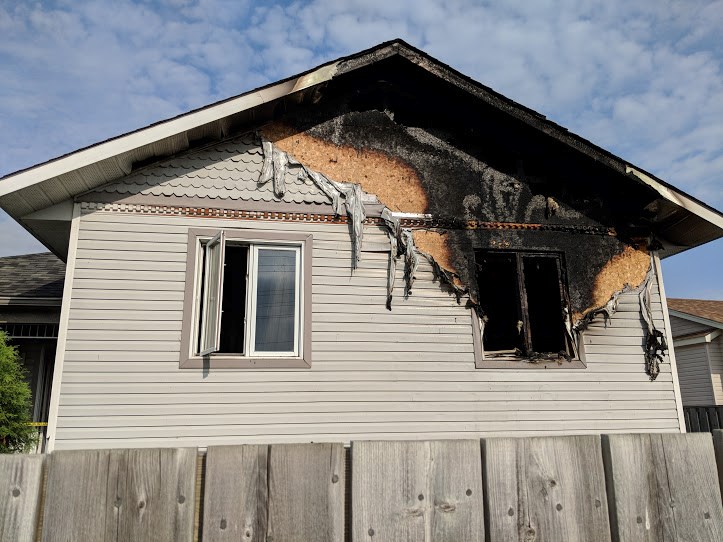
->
(0, 331), (36, 453)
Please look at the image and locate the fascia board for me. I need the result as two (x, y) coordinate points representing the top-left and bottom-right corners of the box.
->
(674, 329), (722, 347)
(626, 166), (723, 230)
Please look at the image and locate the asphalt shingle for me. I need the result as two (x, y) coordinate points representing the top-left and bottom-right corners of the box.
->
(668, 298), (723, 325)
(0, 252), (65, 299)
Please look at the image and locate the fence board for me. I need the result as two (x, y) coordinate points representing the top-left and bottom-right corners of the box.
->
(42, 448), (196, 542)
(203, 443), (344, 542)
(482, 435), (610, 542)
(269, 443), (345, 541)
(202, 445), (268, 542)
(602, 433), (723, 541)
(713, 430), (723, 506)
(352, 440), (484, 542)
(0, 455), (44, 542)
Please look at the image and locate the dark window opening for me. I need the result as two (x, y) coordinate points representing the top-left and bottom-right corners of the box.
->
(476, 250), (568, 357)
(196, 245), (207, 355)
(219, 245), (248, 353)
(523, 256), (565, 353)
(476, 252), (524, 352)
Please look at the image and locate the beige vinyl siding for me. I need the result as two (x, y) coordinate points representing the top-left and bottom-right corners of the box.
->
(708, 337), (723, 404)
(52, 208), (681, 449)
(669, 315), (713, 338)
(674, 344), (715, 406)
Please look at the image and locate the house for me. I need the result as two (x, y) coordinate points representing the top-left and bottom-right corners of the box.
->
(1, 40), (722, 451)
(0, 252), (65, 450)
(668, 298), (723, 407)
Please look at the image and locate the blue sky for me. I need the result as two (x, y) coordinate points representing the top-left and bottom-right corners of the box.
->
(0, 0), (721, 298)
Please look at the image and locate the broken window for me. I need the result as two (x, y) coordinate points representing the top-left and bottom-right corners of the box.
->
(196, 232), (302, 358)
(476, 251), (570, 358)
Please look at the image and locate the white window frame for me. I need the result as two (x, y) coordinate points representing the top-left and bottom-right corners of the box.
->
(180, 228), (312, 369)
(247, 245), (302, 358)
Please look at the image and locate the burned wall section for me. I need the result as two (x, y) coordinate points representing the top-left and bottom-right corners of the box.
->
(263, 101), (651, 317)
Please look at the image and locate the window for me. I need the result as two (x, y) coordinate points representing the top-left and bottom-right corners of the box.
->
(180, 228), (312, 369)
(473, 250), (581, 367)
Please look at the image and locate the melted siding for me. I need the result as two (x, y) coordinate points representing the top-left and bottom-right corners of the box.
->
(52, 209), (681, 449)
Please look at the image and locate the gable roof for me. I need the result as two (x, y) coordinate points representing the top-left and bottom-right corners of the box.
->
(0, 252), (65, 304)
(1, 39), (721, 260)
(668, 298), (723, 328)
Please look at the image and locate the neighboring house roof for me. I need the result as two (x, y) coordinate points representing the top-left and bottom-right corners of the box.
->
(668, 298), (723, 328)
(0, 39), (721, 259)
(0, 252), (65, 304)
(86, 134), (332, 207)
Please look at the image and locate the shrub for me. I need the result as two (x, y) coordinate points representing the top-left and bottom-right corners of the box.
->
(0, 331), (37, 453)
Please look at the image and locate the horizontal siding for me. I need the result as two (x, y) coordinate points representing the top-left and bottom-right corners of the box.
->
(708, 338), (723, 404)
(674, 344), (714, 406)
(669, 315), (713, 338)
(53, 209), (681, 449)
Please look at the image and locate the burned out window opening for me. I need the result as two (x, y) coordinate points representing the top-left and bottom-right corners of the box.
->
(475, 250), (574, 361)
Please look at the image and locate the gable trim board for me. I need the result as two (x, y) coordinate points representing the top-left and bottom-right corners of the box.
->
(46, 203), (80, 452)
(654, 254), (686, 432)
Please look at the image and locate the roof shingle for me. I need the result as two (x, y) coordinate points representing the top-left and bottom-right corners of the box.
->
(0, 252), (65, 299)
(668, 298), (723, 325)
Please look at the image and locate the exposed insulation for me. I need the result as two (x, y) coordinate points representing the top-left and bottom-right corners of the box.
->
(578, 246), (650, 319)
(411, 230), (460, 283)
(261, 122), (428, 213)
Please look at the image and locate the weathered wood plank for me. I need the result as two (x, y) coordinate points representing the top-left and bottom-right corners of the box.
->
(42, 448), (196, 542)
(352, 440), (484, 542)
(203, 443), (344, 542)
(482, 435), (610, 542)
(268, 443), (345, 541)
(602, 433), (723, 541)
(713, 430), (723, 505)
(42, 449), (110, 541)
(202, 445), (269, 542)
(0, 454), (44, 542)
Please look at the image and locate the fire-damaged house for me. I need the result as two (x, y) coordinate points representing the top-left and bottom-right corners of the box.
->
(0, 41), (721, 451)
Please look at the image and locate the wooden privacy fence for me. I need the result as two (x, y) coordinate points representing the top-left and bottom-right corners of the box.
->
(684, 406), (723, 433)
(2, 433), (723, 542)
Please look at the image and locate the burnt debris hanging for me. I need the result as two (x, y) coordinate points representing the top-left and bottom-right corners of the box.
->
(258, 136), (667, 378)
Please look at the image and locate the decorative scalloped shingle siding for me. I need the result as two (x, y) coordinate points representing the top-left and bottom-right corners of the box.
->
(91, 135), (333, 206)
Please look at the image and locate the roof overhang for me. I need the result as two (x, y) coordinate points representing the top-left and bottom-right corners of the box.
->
(669, 309), (723, 331)
(1, 40), (721, 260)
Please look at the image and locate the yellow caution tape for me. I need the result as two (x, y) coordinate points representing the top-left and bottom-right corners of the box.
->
(27, 422), (48, 427)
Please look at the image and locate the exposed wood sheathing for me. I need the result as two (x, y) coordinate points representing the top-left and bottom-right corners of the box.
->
(411, 229), (460, 284)
(261, 122), (428, 213)
(579, 246), (650, 319)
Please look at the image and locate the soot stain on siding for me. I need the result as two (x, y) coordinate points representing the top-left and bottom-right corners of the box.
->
(261, 111), (651, 317)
